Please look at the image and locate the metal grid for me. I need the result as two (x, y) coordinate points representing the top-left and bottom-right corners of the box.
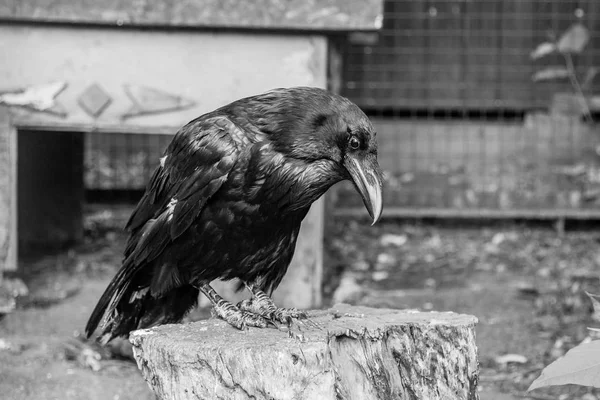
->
(336, 0), (600, 216)
(85, 132), (171, 192)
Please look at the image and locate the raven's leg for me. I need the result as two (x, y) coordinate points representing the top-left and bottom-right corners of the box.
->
(237, 283), (307, 325)
(197, 283), (269, 329)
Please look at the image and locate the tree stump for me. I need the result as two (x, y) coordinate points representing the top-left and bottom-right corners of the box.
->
(130, 304), (479, 400)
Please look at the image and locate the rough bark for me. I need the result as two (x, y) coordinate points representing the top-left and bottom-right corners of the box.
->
(130, 304), (479, 400)
(0, 106), (16, 273)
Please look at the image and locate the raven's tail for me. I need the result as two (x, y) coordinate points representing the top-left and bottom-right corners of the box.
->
(85, 265), (199, 344)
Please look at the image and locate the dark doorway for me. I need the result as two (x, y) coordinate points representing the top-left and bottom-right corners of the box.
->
(17, 130), (84, 255)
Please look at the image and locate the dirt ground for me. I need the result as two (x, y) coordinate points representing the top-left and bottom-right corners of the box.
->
(2, 204), (600, 399)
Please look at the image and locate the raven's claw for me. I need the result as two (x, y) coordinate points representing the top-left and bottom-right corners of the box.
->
(237, 298), (308, 325)
(210, 305), (269, 330)
(237, 296), (321, 334)
(199, 283), (269, 329)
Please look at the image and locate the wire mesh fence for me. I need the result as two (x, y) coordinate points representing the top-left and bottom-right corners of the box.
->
(83, 0), (600, 217)
(335, 0), (600, 216)
(85, 132), (172, 192)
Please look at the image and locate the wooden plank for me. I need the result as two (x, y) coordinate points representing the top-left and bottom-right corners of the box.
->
(13, 118), (180, 136)
(0, 106), (16, 272)
(8, 110), (16, 272)
(0, 0), (384, 32)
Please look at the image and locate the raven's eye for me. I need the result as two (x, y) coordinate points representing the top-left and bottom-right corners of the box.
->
(349, 136), (360, 150)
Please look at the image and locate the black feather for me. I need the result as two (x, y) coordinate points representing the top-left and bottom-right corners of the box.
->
(85, 87), (380, 341)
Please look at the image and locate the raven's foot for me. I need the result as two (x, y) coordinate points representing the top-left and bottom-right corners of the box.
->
(198, 282), (269, 330)
(210, 304), (269, 330)
(237, 297), (312, 340)
(237, 298), (307, 325)
(238, 286), (321, 333)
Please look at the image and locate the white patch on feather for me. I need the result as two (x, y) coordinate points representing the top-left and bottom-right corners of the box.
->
(159, 156), (167, 167)
(271, 153), (285, 165)
(259, 143), (272, 152)
(166, 198), (177, 222)
(129, 287), (149, 302)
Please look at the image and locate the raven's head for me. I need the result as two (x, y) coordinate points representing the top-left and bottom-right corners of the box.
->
(245, 87), (383, 224)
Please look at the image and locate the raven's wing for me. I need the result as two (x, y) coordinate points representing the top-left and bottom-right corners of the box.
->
(85, 116), (246, 338)
(124, 116), (245, 263)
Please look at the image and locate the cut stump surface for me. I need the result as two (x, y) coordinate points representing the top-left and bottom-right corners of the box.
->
(130, 304), (479, 400)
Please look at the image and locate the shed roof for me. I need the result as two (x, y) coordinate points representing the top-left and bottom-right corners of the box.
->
(0, 0), (383, 31)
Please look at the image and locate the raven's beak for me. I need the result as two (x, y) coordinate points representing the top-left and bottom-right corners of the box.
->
(344, 153), (383, 225)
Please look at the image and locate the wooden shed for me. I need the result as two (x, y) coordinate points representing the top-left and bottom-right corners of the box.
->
(0, 0), (384, 308)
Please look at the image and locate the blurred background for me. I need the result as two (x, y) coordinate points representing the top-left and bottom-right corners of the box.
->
(2, 1), (600, 399)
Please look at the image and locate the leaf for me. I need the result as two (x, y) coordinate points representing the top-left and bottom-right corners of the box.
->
(528, 340), (600, 391)
(557, 23), (590, 54)
(531, 42), (557, 59)
(533, 68), (570, 82)
(586, 292), (600, 322)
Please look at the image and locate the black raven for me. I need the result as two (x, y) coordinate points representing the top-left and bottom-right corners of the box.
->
(85, 87), (383, 343)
